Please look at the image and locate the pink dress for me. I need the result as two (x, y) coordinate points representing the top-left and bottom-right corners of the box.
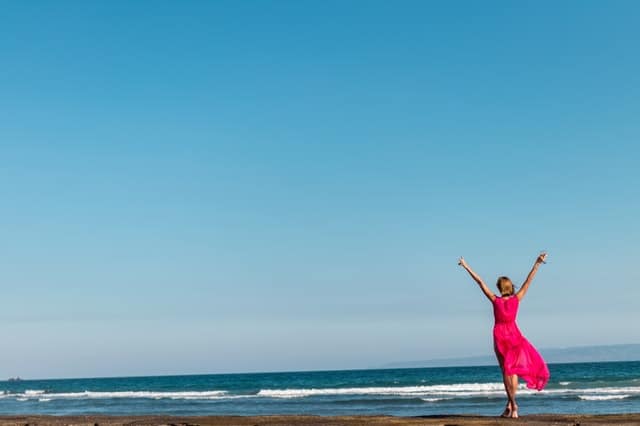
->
(492, 296), (550, 391)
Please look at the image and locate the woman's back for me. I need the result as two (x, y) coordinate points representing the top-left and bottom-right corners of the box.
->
(493, 296), (519, 324)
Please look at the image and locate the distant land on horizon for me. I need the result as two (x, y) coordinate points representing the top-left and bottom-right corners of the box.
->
(383, 343), (640, 368)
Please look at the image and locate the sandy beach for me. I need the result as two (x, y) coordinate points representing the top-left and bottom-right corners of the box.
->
(1, 414), (639, 426)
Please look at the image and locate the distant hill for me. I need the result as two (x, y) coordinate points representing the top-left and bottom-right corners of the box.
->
(383, 343), (640, 368)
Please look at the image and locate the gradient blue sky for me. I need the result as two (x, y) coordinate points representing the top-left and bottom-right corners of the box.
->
(1, 1), (638, 379)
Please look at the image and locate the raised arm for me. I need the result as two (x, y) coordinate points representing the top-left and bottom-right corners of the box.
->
(516, 252), (547, 301)
(458, 257), (496, 301)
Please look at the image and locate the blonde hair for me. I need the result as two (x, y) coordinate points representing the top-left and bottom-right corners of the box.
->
(496, 276), (514, 297)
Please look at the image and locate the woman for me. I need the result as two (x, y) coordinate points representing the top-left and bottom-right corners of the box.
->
(458, 253), (550, 418)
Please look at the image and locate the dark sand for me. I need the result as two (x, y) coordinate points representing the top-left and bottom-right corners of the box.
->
(0, 414), (639, 426)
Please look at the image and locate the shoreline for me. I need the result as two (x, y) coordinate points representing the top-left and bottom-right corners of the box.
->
(0, 414), (639, 425)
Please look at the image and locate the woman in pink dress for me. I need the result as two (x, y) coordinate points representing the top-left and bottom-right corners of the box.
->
(458, 253), (550, 418)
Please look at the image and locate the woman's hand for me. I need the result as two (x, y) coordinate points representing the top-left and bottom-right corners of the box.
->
(536, 252), (548, 265)
(458, 256), (467, 268)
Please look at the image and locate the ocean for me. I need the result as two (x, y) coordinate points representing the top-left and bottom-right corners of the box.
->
(1, 361), (639, 416)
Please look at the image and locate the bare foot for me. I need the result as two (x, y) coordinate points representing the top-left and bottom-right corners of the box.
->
(510, 404), (519, 418)
(500, 402), (512, 418)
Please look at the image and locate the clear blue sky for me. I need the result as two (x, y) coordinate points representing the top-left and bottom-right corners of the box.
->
(1, 1), (638, 379)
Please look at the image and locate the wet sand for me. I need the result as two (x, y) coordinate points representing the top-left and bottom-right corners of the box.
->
(0, 414), (639, 426)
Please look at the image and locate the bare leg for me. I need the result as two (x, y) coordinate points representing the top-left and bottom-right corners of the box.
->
(508, 374), (519, 418)
(501, 372), (513, 417)
(496, 350), (511, 417)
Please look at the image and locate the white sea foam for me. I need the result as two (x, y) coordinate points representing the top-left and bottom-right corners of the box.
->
(545, 386), (640, 396)
(178, 395), (252, 400)
(579, 395), (631, 401)
(14, 390), (229, 400)
(256, 383), (522, 399)
(540, 386), (640, 401)
(7, 383), (640, 403)
(559, 381), (571, 386)
(257, 383), (640, 400)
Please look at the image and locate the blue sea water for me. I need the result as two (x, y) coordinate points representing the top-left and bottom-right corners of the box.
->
(1, 361), (639, 416)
